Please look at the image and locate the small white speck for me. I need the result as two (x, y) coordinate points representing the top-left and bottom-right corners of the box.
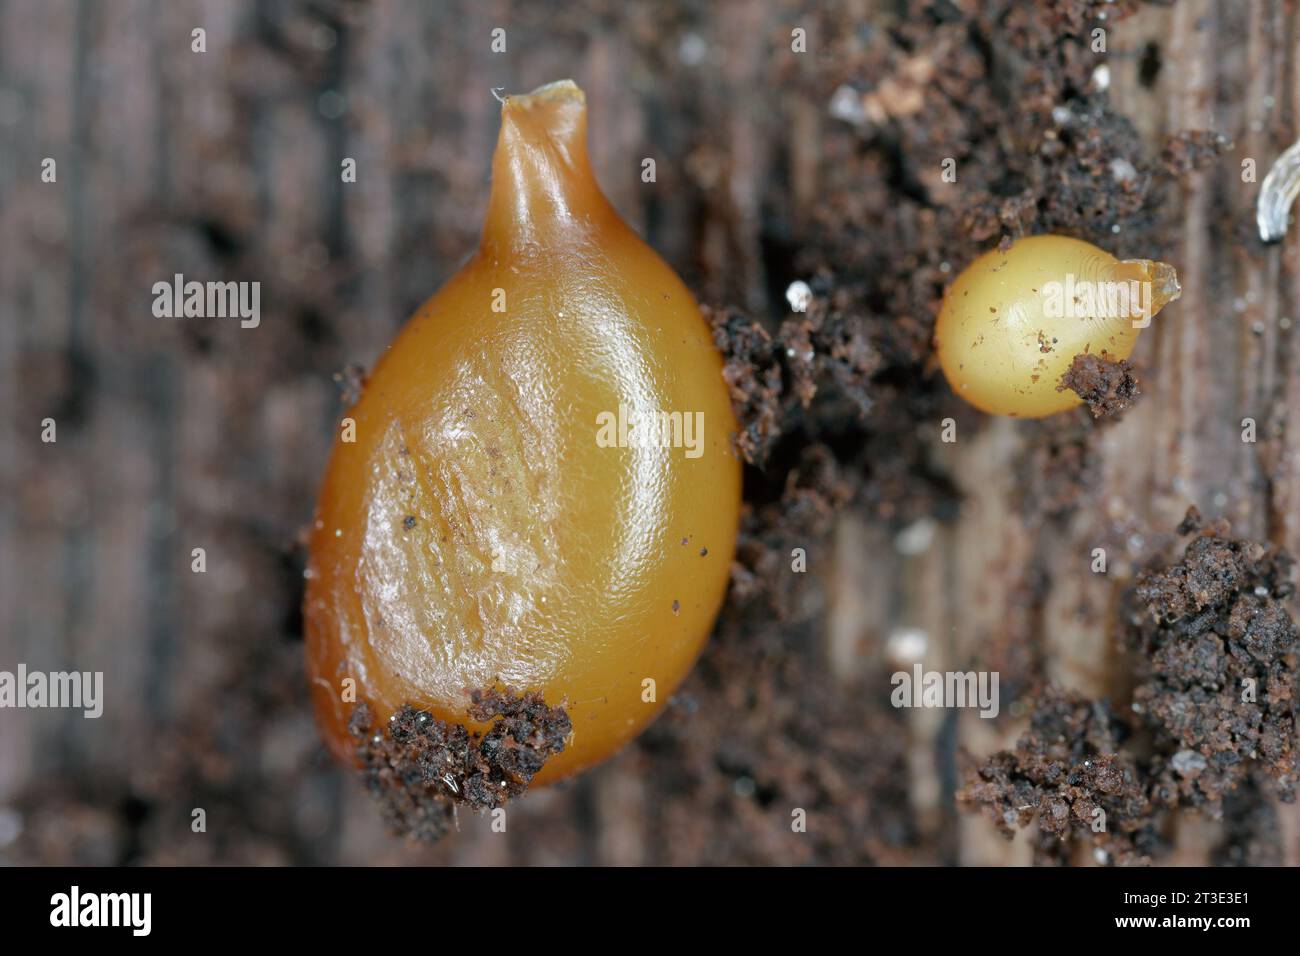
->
(1172, 750), (1207, 775)
(786, 279), (813, 313)
(679, 32), (707, 66)
(829, 84), (865, 125)
(1110, 158), (1137, 183)
(895, 518), (936, 556)
(886, 627), (928, 663)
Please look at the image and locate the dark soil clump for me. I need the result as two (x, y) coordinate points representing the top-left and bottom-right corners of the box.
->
(960, 509), (1298, 865)
(1132, 513), (1297, 811)
(351, 690), (572, 843)
(959, 687), (1158, 865)
(1058, 351), (1141, 421)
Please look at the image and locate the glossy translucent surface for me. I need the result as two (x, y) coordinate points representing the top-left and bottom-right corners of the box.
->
(934, 235), (1179, 418)
(304, 81), (742, 784)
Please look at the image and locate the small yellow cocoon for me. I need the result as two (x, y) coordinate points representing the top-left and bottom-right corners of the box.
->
(934, 235), (1180, 418)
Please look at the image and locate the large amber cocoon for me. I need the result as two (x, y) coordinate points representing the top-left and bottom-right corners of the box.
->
(934, 235), (1179, 418)
(304, 81), (741, 785)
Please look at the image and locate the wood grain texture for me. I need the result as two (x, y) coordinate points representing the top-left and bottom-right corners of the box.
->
(0, 0), (1296, 865)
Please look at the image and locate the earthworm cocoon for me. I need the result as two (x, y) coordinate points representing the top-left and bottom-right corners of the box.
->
(304, 80), (742, 784)
(934, 235), (1180, 418)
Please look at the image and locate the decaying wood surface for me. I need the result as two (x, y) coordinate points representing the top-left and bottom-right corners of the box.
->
(938, 0), (1300, 864)
(0, 0), (1297, 865)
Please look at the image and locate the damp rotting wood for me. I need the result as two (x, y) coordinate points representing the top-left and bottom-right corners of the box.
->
(4, 0), (1300, 869)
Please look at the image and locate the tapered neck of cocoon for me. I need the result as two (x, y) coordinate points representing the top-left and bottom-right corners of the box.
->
(1113, 257), (1182, 318)
(481, 80), (615, 257)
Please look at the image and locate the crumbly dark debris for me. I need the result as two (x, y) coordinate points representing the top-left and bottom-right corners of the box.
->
(1212, 773), (1282, 866)
(1177, 504), (1205, 535)
(629, 0), (1200, 864)
(707, 306), (784, 468)
(728, 444), (855, 617)
(1133, 518), (1254, 623)
(351, 690), (572, 843)
(707, 0), (1194, 547)
(639, 594), (922, 865)
(1057, 351), (1140, 421)
(959, 687), (1159, 865)
(961, 510), (1298, 864)
(1012, 409), (1098, 522)
(1131, 516), (1297, 809)
(1160, 130), (1235, 178)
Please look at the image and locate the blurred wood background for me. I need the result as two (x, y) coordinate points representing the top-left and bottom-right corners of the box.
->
(1, 0), (1298, 865)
